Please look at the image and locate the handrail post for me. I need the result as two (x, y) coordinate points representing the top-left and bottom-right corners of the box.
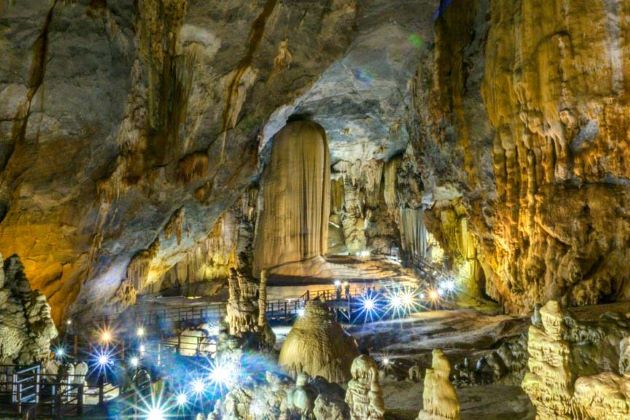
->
(177, 334), (181, 355)
(54, 383), (62, 418)
(35, 365), (40, 403)
(98, 375), (104, 406)
(77, 384), (84, 415)
(16, 382), (22, 414)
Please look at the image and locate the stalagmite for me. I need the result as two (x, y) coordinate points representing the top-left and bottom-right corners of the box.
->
(225, 267), (258, 336)
(224, 267), (275, 351)
(345, 354), (386, 420)
(253, 119), (331, 276)
(417, 349), (460, 420)
(279, 299), (359, 383)
(0, 254), (58, 365)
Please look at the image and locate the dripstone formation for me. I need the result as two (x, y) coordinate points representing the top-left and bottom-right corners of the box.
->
(279, 299), (359, 384)
(253, 120), (331, 277)
(0, 254), (57, 365)
(417, 349), (460, 420)
(345, 354), (385, 420)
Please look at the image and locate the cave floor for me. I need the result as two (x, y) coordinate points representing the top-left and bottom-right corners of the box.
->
(274, 307), (535, 419)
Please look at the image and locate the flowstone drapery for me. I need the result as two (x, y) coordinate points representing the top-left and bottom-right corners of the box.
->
(253, 120), (331, 276)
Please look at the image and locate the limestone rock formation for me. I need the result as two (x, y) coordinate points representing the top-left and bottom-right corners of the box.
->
(0, 0), (357, 323)
(522, 300), (630, 419)
(0, 254), (57, 364)
(210, 369), (348, 420)
(402, 0), (630, 312)
(226, 267), (258, 336)
(279, 299), (359, 384)
(253, 120), (331, 276)
(345, 354), (385, 420)
(417, 349), (460, 420)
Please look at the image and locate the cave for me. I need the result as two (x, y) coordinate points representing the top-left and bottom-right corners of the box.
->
(0, 0), (629, 418)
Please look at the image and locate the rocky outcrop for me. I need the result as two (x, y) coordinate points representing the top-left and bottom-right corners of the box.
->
(279, 299), (359, 384)
(0, 0), (357, 322)
(522, 300), (630, 419)
(0, 254), (57, 364)
(253, 120), (331, 276)
(405, 0), (630, 311)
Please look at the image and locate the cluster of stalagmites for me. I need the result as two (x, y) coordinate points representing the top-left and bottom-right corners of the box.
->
(278, 299), (359, 383)
(523, 301), (630, 419)
(225, 268), (275, 351)
(0, 253), (57, 365)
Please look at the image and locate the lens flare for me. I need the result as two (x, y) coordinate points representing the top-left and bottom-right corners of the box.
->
(176, 392), (188, 406)
(190, 378), (205, 394)
(146, 407), (165, 420)
(354, 290), (384, 323)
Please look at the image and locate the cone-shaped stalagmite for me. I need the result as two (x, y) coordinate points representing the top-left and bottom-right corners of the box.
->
(253, 120), (331, 276)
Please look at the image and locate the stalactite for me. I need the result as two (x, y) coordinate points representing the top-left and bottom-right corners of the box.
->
(383, 157), (399, 211)
(164, 207), (185, 245)
(253, 120), (330, 275)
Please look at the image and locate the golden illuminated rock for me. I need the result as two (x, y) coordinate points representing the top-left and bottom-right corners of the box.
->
(403, 0), (630, 311)
(253, 120), (331, 276)
(279, 299), (359, 384)
(417, 349), (460, 420)
(522, 300), (630, 419)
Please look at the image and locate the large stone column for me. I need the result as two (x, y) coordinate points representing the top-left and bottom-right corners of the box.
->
(253, 120), (331, 276)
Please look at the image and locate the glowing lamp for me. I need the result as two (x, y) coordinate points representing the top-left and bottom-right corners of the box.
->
(98, 354), (110, 366)
(100, 330), (113, 344)
(428, 289), (440, 302)
(55, 348), (65, 358)
(146, 407), (165, 420)
(440, 279), (456, 293)
(176, 393), (188, 406)
(382, 357), (390, 366)
(389, 294), (402, 308)
(129, 356), (139, 368)
(191, 378), (205, 394)
(66, 319), (72, 326)
(363, 298), (376, 311)
(139, 344), (146, 353)
(334, 280), (341, 287)
(136, 327), (145, 337)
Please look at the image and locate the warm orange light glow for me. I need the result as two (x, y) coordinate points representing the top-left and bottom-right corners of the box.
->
(100, 328), (113, 344)
(428, 289), (440, 302)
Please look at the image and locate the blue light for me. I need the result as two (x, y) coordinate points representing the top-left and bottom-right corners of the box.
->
(190, 378), (205, 394)
(175, 392), (188, 406)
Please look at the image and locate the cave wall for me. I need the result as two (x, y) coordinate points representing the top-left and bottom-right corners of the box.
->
(409, 0), (630, 311)
(0, 0), (357, 322)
